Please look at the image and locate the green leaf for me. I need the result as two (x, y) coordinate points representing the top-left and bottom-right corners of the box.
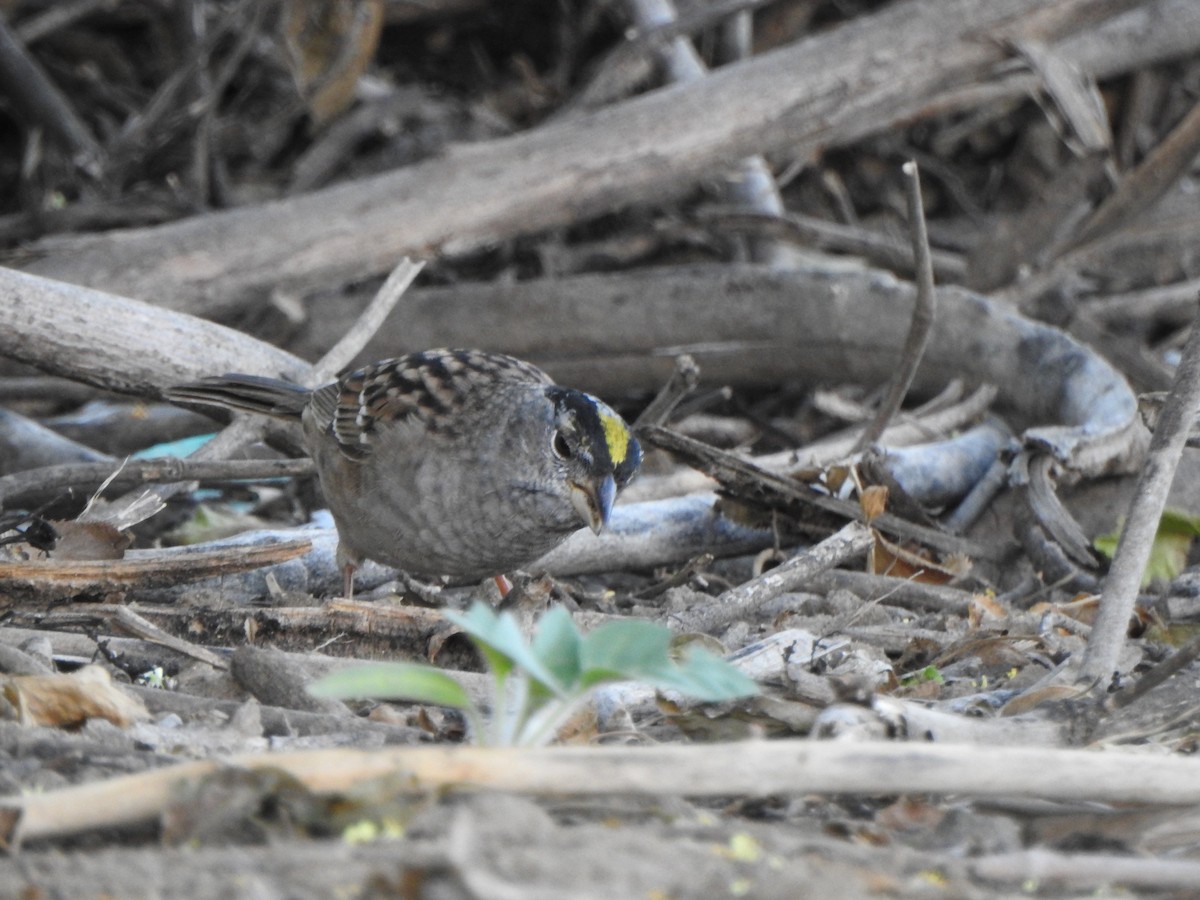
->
(579, 620), (674, 685)
(1093, 530), (1117, 559)
(645, 647), (760, 702)
(309, 662), (471, 709)
(1094, 506), (1200, 587)
(1144, 531), (1192, 586)
(443, 602), (565, 695)
(442, 603), (514, 681)
(901, 665), (945, 687)
(530, 605), (584, 693)
(1160, 508), (1200, 537)
(576, 620), (759, 701)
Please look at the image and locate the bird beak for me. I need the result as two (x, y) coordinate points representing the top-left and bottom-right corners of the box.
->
(569, 474), (616, 535)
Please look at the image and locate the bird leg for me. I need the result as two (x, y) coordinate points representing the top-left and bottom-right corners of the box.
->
(335, 543), (358, 599)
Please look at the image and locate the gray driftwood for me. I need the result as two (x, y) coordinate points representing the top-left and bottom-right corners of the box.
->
(16, 0), (1195, 317)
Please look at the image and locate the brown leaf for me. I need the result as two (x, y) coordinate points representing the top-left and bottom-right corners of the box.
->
(1028, 593), (1100, 625)
(859, 485), (889, 522)
(999, 683), (1089, 717)
(4, 665), (149, 728)
(868, 529), (972, 583)
(968, 591), (1008, 628)
(282, 0), (385, 126)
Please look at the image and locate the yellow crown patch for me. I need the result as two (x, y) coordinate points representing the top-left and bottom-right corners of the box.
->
(599, 410), (630, 466)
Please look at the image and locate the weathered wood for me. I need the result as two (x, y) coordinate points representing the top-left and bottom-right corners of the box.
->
(18, 0), (1188, 316)
(10, 740), (1200, 844)
(0, 263), (1142, 476)
(0, 267), (307, 395)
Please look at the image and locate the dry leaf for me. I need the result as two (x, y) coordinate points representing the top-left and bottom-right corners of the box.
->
(868, 529), (972, 583)
(859, 485), (889, 521)
(999, 683), (1089, 717)
(282, 0), (385, 126)
(1028, 593), (1100, 625)
(968, 591), (1008, 628)
(4, 665), (149, 728)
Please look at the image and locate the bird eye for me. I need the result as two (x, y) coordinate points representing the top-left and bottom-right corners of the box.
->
(552, 430), (572, 460)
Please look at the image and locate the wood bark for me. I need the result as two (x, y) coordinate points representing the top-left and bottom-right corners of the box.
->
(17, 0), (1191, 315)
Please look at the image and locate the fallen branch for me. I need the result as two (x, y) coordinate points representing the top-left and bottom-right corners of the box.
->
(18, 0), (1169, 314)
(1081, 298), (1200, 683)
(7, 739), (1200, 846)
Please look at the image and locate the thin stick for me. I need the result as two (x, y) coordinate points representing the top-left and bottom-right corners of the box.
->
(626, 0), (791, 265)
(1065, 98), (1200, 253)
(310, 257), (425, 384)
(854, 161), (937, 452)
(0, 15), (102, 171)
(1081, 298), (1200, 684)
(971, 850), (1200, 891)
(696, 209), (966, 282)
(1103, 629), (1200, 712)
(111, 606), (228, 671)
(15, 0), (112, 44)
(0, 458), (315, 510)
(633, 354), (700, 429)
(668, 521), (874, 633)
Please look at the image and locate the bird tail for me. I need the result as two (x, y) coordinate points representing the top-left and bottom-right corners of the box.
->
(165, 374), (311, 421)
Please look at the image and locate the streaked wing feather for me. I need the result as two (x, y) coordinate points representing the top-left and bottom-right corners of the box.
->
(320, 350), (552, 461)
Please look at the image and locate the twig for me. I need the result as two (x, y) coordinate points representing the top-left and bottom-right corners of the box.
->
(107, 0), (257, 169)
(696, 209), (967, 282)
(626, 0), (792, 265)
(186, 0), (265, 205)
(15, 0), (115, 44)
(1103, 629), (1200, 712)
(0, 458), (314, 512)
(1063, 97), (1200, 253)
(1022, 452), (1099, 567)
(0, 538), (313, 601)
(0, 13), (102, 172)
(632, 354), (699, 429)
(640, 425), (991, 559)
(1081, 298), (1200, 684)
(311, 257), (425, 384)
(110, 606), (228, 670)
(854, 161), (937, 452)
(805, 569), (975, 615)
(941, 456), (1011, 534)
(971, 850), (1200, 892)
(631, 552), (714, 600)
(668, 521), (874, 633)
(1087, 276), (1200, 327)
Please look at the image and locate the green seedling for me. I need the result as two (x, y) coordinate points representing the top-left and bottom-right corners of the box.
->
(1094, 507), (1200, 588)
(900, 665), (945, 687)
(310, 601), (759, 746)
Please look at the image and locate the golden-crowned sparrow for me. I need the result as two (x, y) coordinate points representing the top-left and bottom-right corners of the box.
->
(166, 349), (641, 593)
